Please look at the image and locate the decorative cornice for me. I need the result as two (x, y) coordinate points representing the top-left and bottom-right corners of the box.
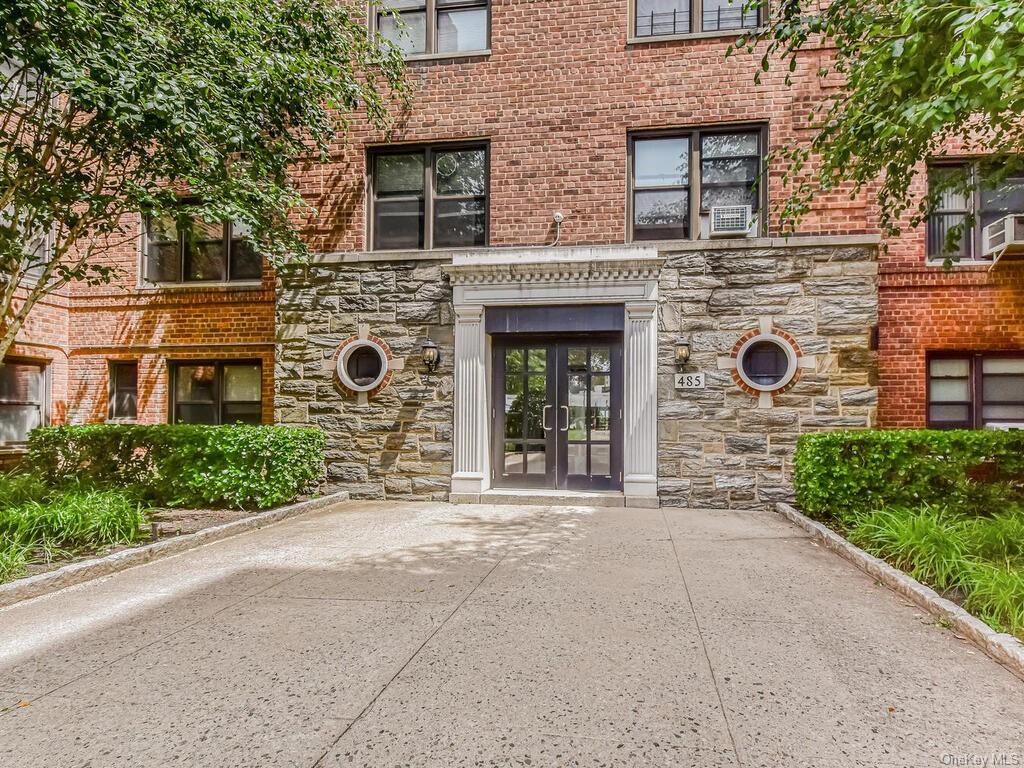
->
(443, 257), (666, 286)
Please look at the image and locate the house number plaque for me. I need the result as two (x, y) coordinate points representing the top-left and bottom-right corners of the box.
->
(674, 372), (706, 390)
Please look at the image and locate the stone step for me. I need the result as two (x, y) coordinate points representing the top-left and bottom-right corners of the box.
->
(449, 490), (659, 508)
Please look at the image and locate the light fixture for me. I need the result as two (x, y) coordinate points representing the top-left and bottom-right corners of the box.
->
(421, 339), (441, 372)
(675, 338), (691, 366)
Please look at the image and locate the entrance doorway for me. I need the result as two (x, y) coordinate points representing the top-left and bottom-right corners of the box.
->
(491, 336), (623, 491)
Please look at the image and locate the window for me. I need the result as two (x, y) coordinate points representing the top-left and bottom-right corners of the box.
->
(740, 341), (788, 387)
(928, 354), (1024, 429)
(169, 361), (262, 425)
(376, 0), (489, 56)
(144, 212), (262, 284)
(926, 162), (1024, 261)
(734, 333), (798, 392)
(0, 360), (46, 446)
(370, 144), (488, 251)
(630, 127), (764, 241)
(634, 0), (760, 38)
(108, 362), (138, 420)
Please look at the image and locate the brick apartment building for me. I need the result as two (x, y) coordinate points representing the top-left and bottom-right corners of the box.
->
(3, 0), (1023, 506)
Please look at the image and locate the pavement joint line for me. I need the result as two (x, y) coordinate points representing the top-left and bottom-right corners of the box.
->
(0, 563), (321, 718)
(776, 502), (1024, 684)
(661, 507), (745, 768)
(0, 509), (391, 718)
(309, 512), (552, 768)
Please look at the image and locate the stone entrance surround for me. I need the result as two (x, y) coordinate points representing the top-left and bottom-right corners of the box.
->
(275, 236), (878, 508)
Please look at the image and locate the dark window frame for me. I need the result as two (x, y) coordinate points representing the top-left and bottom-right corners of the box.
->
(367, 141), (490, 252)
(0, 357), (49, 447)
(168, 360), (264, 425)
(142, 207), (262, 285)
(632, 0), (764, 39)
(372, 0), (491, 57)
(627, 124), (768, 243)
(107, 361), (139, 421)
(926, 352), (1024, 429)
(926, 160), (1024, 262)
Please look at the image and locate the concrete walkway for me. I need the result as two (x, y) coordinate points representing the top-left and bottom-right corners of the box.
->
(0, 502), (1021, 767)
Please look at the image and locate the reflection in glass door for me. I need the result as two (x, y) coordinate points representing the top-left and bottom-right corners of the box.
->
(559, 345), (620, 491)
(495, 345), (555, 488)
(491, 337), (622, 492)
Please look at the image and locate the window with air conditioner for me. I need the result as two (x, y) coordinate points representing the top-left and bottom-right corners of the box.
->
(926, 162), (1024, 262)
(629, 126), (765, 242)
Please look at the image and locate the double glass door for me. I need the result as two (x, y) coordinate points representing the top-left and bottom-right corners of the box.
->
(492, 337), (623, 491)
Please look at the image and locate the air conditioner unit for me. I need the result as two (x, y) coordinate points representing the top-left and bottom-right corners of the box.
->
(709, 205), (753, 237)
(982, 214), (1024, 266)
(985, 422), (1024, 431)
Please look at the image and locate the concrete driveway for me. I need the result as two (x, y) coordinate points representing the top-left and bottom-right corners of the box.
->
(0, 502), (1021, 767)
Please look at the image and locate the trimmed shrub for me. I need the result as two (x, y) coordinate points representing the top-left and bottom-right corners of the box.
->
(27, 424), (325, 509)
(793, 430), (1024, 522)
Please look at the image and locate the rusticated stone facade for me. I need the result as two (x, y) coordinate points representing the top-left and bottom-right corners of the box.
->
(275, 256), (455, 500)
(276, 238), (878, 508)
(656, 239), (879, 508)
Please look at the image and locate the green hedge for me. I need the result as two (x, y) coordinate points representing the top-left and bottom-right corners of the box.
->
(27, 424), (325, 509)
(794, 430), (1024, 522)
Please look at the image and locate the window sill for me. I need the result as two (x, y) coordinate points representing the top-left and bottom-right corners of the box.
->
(137, 280), (265, 292)
(924, 259), (993, 269)
(405, 49), (491, 63)
(627, 28), (762, 46)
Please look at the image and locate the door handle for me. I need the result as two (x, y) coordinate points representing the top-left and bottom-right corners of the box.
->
(560, 405), (569, 432)
(542, 404), (553, 431)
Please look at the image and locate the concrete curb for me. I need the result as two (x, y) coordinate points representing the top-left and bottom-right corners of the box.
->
(0, 491), (351, 611)
(776, 502), (1024, 683)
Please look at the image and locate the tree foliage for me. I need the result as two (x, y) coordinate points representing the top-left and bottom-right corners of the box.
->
(737, 0), (1024, 240)
(0, 0), (407, 359)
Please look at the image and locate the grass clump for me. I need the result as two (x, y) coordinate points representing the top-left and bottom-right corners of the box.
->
(963, 563), (1024, 638)
(0, 473), (148, 583)
(847, 506), (968, 592)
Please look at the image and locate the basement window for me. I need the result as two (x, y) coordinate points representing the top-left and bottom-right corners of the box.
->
(169, 361), (262, 425)
(108, 361), (139, 421)
(0, 359), (46, 446)
(928, 354), (1024, 429)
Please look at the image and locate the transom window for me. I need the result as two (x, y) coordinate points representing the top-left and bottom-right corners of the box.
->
(629, 127), (764, 241)
(0, 359), (46, 446)
(370, 144), (488, 251)
(376, 0), (489, 56)
(169, 361), (262, 425)
(927, 162), (1024, 262)
(144, 212), (262, 284)
(928, 354), (1024, 429)
(634, 0), (761, 38)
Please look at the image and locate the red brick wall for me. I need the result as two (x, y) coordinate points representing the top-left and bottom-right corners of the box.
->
(877, 164), (1024, 428)
(294, 7), (875, 250)
(6, 220), (276, 429)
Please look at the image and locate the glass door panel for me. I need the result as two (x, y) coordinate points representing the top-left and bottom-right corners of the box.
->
(493, 343), (555, 488)
(492, 337), (622, 492)
(557, 344), (621, 491)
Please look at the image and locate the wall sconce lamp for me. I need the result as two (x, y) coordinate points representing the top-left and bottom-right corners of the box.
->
(674, 338), (691, 366)
(421, 339), (441, 372)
